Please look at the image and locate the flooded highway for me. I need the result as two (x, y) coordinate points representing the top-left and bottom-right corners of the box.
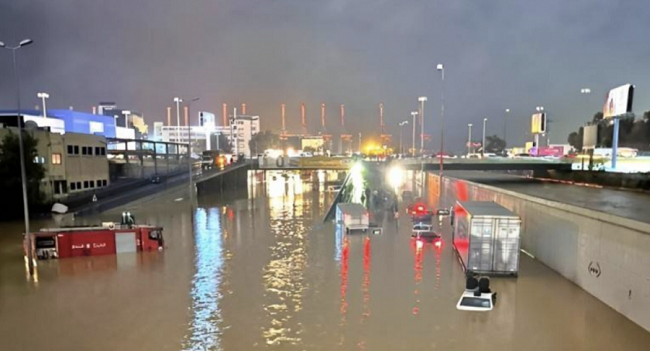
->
(1, 170), (650, 350)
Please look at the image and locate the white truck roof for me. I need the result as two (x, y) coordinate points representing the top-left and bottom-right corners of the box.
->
(457, 201), (517, 217)
(336, 203), (367, 216)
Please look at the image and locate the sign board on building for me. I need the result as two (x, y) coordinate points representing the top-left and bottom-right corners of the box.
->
(531, 113), (546, 134)
(583, 125), (599, 150)
(603, 84), (634, 119)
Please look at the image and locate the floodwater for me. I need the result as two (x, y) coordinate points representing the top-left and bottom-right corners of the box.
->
(1, 170), (649, 350)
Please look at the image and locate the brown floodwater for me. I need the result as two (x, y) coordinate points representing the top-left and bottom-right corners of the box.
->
(1, 170), (649, 350)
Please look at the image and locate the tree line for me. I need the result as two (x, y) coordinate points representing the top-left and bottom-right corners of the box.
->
(567, 111), (650, 151)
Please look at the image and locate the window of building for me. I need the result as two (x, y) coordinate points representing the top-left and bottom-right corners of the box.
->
(70, 182), (76, 191)
(84, 181), (89, 189)
(102, 180), (108, 187)
(101, 147), (106, 155)
(67, 145), (74, 154)
(33, 156), (45, 164)
(74, 146), (79, 154)
(89, 180), (95, 188)
(77, 182), (81, 190)
(95, 147), (100, 155)
(51, 153), (62, 165)
(53, 180), (67, 195)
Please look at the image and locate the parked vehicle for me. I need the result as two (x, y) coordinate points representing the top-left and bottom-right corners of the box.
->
(452, 201), (521, 276)
(412, 223), (439, 238)
(27, 222), (164, 260)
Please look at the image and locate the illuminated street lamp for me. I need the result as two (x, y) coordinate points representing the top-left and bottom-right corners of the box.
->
(410, 111), (418, 156)
(37, 92), (49, 118)
(1, 38), (35, 275)
(503, 108), (510, 145)
(467, 123), (473, 155)
(482, 118), (488, 158)
(418, 96), (428, 153)
(398, 120), (409, 154)
(436, 63), (445, 182)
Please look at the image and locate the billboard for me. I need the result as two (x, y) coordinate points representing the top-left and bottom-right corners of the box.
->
(582, 125), (598, 149)
(531, 113), (546, 134)
(603, 84), (634, 119)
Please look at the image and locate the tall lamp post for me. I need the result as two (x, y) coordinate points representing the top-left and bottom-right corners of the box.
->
(436, 64), (445, 186)
(398, 120), (409, 154)
(173, 97), (199, 201)
(503, 108), (509, 148)
(174, 97), (183, 143)
(581, 88), (591, 120)
(1, 38), (35, 275)
(482, 117), (488, 158)
(37, 92), (49, 118)
(467, 123), (473, 155)
(418, 96), (427, 153)
(536, 106), (544, 148)
(410, 111), (418, 156)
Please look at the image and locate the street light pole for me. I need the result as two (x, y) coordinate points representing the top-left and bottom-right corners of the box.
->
(536, 106), (544, 149)
(173, 97), (199, 202)
(418, 96), (427, 153)
(482, 118), (488, 158)
(37, 92), (49, 118)
(410, 111), (418, 156)
(436, 64), (445, 186)
(503, 109), (509, 147)
(174, 97), (182, 143)
(398, 120), (408, 154)
(1, 38), (34, 275)
(467, 123), (473, 155)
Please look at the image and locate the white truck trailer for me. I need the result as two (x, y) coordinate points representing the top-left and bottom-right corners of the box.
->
(452, 201), (521, 276)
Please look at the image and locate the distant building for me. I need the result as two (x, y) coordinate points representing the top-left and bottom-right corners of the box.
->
(231, 115), (260, 157)
(0, 125), (109, 201)
(0, 109), (118, 137)
(160, 125), (232, 154)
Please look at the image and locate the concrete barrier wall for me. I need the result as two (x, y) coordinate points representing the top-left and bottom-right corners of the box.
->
(430, 173), (650, 332)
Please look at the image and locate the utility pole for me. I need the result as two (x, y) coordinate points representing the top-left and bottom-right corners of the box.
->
(1, 38), (35, 275)
(467, 124), (473, 155)
(418, 96), (427, 153)
(411, 111), (418, 156)
(482, 118), (488, 158)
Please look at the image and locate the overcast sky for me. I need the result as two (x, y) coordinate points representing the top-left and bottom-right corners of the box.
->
(1, 0), (649, 152)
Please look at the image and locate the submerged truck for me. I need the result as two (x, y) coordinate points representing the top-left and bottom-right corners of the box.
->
(452, 201), (521, 276)
(336, 203), (370, 233)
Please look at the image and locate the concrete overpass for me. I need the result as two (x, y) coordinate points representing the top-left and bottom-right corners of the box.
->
(396, 157), (573, 171)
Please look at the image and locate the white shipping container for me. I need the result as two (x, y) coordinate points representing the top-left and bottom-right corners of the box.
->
(452, 201), (521, 276)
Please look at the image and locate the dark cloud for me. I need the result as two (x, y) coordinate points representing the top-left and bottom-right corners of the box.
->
(1, 0), (649, 151)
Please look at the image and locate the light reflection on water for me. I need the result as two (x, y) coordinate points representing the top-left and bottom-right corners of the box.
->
(262, 172), (311, 346)
(182, 207), (226, 351)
